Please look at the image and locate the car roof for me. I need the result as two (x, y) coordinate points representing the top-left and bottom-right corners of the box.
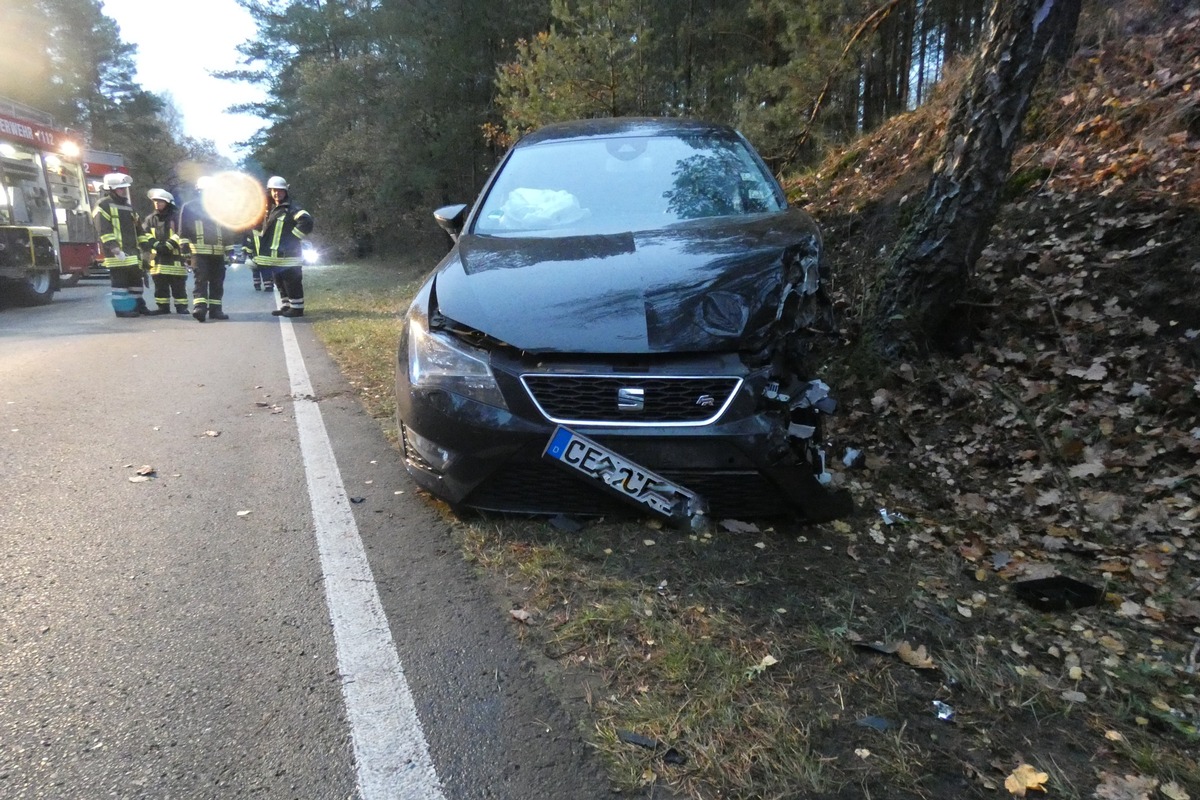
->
(516, 117), (739, 148)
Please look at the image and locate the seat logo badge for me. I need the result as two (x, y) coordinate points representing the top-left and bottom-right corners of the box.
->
(617, 387), (645, 411)
(696, 395), (716, 408)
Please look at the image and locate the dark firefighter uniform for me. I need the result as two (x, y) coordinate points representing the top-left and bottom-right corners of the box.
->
(178, 189), (233, 322)
(142, 196), (188, 314)
(253, 188), (313, 318)
(92, 177), (151, 317)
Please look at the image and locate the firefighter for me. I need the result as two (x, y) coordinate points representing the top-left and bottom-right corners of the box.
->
(254, 176), (313, 318)
(142, 188), (188, 314)
(178, 176), (233, 322)
(246, 229), (273, 291)
(92, 172), (152, 317)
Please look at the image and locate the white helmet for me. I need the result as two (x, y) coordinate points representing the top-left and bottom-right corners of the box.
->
(196, 176), (213, 191)
(103, 172), (133, 190)
(147, 188), (174, 204)
(266, 176), (289, 191)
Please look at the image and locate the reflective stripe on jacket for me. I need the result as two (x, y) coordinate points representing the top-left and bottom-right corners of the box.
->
(254, 201), (312, 268)
(142, 209), (187, 275)
(177, 199), (232, 256)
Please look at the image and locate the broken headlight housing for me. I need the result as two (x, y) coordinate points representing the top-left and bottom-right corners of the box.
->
(407, 312), (508, 409)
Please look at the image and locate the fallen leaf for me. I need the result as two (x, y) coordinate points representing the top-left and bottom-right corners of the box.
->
(1117, 600), (1142, 618)
(1005, 763), (1049, 796)
(509, 609), (532, 623)
(1069, 461), (1107, 478)
(1061, 690), (1087, 703)
(1161, 781), (1191, 800)
(959, 533), (987, 561)
(236, 510), (252, 517)
(1035, 489), (1062, 507)
(746, 653), (779, 678)
(720, 519), (760, 533)
(1067, 361), (1108, 381)
(896, 641), (936, 670)
(203, 430), (221, 437)
(1093, 772), (1159, 800)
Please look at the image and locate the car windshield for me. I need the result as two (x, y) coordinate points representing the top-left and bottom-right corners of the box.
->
(473, 132), (785, 237)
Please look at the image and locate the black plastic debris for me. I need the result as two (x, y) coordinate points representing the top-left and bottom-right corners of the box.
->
(1012, 575), (1103, 611)
(617, 730), (659, 749)
(663, 748), (687, 765)
(350, 496), (366, 504)
(856, 715), (896, 732)
(853, 640), (899, 655)
(616, 730), (687, 765)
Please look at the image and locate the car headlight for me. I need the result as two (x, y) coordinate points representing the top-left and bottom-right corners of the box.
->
(407, 315), (508, 409)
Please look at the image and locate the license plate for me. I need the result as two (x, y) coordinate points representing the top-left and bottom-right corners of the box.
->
(543, 427), (705, 521)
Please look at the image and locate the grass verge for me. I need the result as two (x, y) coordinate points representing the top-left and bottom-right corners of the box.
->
(304, 257), (1200, 800)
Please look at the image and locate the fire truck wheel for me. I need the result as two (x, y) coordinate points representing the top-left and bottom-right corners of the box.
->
(14, 270), (59, 305)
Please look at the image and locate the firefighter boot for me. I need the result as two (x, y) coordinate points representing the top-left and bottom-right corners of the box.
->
(175, 304), (188, 314)
(192, 304), (207, 323)
(281, 307), (304, 318)
(151, 303), (170, 315)
(135, 297), (154, 316)
(209, 308), (229, 321)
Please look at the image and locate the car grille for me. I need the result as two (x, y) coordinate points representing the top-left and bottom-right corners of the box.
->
(465, 462), (794, 518)
(521, 375), (741, 425)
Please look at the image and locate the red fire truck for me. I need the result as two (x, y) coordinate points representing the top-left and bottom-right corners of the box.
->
(0, 96), (96, 303)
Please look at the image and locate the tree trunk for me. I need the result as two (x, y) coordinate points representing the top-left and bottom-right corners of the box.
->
(870, 0), (1081, 358)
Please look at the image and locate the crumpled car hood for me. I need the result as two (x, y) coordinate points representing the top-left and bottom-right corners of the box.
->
(430, 209), (821, 354)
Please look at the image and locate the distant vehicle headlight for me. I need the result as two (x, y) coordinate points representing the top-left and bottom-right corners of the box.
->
(407, 315), (508, 409)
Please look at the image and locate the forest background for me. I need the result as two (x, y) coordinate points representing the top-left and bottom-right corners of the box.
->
(2, 0), (992, 255)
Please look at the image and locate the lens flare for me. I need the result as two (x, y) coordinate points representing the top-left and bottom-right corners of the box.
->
(202, 171), (266, 231)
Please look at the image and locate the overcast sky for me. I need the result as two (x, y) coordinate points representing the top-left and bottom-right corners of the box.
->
(100, 0), (265, 160)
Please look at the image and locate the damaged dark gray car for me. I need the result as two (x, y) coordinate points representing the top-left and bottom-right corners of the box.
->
(395, 117), (851, 524)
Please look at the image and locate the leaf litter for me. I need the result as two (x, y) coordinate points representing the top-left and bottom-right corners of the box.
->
(322, 9), (1200, 798)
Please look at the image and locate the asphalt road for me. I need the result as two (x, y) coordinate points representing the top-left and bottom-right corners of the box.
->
(0, 273), (614, 799)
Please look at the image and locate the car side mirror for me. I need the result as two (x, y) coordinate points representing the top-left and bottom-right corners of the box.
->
(433, 204), (467, 241)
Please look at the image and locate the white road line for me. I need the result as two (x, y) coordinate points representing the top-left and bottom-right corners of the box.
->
(279, 317), (446, 800)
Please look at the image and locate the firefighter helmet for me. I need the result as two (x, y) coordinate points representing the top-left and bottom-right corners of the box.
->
(266, 176), (289, 191)
(147, 188), (174, 204)
(103, 172), (133, 190)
